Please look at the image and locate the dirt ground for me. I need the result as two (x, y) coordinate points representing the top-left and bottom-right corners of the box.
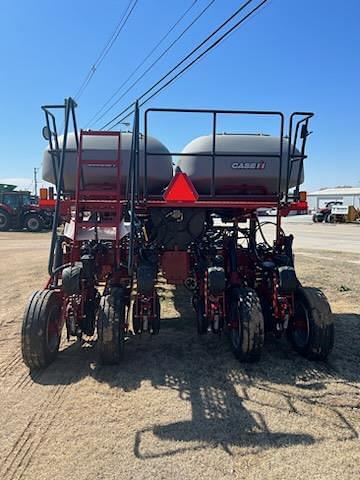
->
(0, 229), (359, 480)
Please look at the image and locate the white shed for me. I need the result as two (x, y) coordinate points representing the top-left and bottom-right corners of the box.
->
(308, 187), (360, 211)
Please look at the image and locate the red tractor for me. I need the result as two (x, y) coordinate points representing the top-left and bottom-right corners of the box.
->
(21, 99), (334, 370)
(0, 185), (53, 232)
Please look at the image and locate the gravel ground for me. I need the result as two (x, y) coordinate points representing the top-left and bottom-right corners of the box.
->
(0, 230), (359, 480)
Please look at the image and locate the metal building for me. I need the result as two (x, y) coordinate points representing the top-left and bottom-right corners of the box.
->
(308, 187), (360, 211)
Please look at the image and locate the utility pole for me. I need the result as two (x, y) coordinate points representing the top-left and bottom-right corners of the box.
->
(34, 167), (38, 197)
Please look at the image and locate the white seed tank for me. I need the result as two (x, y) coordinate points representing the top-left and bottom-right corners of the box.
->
(42, 132), (173, 194)
(176, 134), (303, 195)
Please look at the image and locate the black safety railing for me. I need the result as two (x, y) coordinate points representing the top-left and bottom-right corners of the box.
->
(127, 101), (140, 275)
(285, 112), (314, 202)
(141, 108), (313, 203)
(143, 108), (286, 202)
(41, 98), (79, 276)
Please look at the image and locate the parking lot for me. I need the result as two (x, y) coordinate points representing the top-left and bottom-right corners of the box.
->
(276, 215), (360, 253)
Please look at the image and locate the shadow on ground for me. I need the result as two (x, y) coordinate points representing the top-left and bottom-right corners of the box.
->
(32, 286), (360, 458)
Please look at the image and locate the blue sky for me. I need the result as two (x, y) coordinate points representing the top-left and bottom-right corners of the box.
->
(0, 0), (359, 192)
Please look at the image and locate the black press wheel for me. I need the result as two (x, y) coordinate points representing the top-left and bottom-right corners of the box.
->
(83, 296), (98, 336)
(151, 295), (161, 335)
(21, 289), (63, 370)
(132, 301), (141, 334)
(24, 214), (43, 232)
(0, 209), (10, 231)
(229, 287), (264, 362)
(288, 286), (334, 360)
(97, 287), (125, 365)
(193, 296), (208, 334)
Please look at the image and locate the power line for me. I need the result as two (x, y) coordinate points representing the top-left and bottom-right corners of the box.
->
(86, 0), (200, 127)
(74, 0), (138, 101)
(109, 0), (269, 129)
(138, 0), (269, 110)
(101, 0), (264, 130)
(87, 0), (216, 128)
(74, 0), (137, 100)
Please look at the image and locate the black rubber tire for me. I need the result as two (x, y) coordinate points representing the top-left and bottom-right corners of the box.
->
(312, 214), (318, 223)
(0, 209), (10, 232)
(288, 286), (334, 360)
(151, 295), (161, 335)
(97, 287), (125, 365)
(229, 287), (264, 362)
(193, 296), (208, 334)
(42, 216), (53, 230)
(83, 298), (97, 336)
(132, 303), (141, 334)
(24, 214), (43, 232)
(21, 290), (62, 370)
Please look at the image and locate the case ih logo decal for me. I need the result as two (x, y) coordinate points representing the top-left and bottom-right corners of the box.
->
(231, 161), (265, 170)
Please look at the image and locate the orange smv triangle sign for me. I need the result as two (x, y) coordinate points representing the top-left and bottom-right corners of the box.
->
(163, 171), (199, 203)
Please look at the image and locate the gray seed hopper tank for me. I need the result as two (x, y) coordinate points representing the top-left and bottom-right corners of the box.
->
(176, 133), (303, 196)
(42, 132), (173, 194)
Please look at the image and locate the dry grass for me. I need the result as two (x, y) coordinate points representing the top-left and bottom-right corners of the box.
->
(0, 232), (359, 480)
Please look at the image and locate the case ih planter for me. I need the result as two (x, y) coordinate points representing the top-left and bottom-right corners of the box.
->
(21, 98), (334, 369)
